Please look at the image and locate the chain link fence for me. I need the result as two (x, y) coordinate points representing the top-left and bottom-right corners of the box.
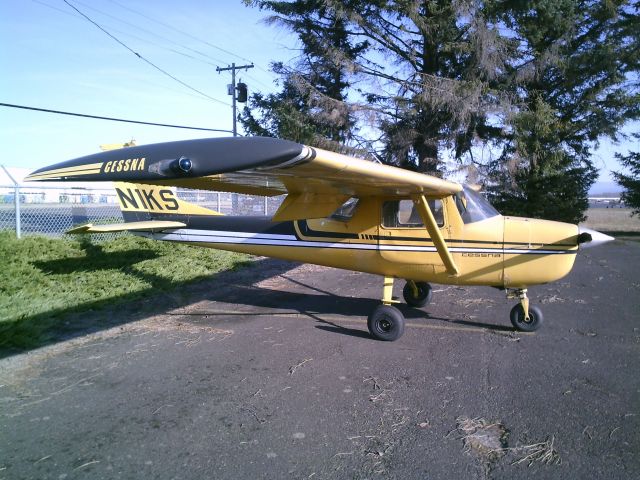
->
(0, 185), (285, 240)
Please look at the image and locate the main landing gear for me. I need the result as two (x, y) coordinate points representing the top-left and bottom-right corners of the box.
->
(367, 280), (545, 341)
(367, 278), (433, 341)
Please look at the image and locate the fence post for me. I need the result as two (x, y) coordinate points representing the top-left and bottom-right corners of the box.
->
(14, 184), (21, 239)
(217, 192), (221, 212)
(1, 165), (21, 238)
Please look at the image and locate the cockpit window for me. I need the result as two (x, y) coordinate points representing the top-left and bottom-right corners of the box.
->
(331, 197), (360, 221)
(382, 199), (444, 228)
(455, 186), (500, 224)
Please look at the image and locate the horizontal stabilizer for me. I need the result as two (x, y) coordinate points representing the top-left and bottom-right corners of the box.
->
(67, 220), (186, 234)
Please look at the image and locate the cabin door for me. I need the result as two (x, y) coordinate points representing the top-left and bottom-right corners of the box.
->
(377, 198), (448, 267)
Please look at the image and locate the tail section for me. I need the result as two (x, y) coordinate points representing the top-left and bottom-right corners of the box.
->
(114, 182), (222, 222)
(65, 183), (221, 234)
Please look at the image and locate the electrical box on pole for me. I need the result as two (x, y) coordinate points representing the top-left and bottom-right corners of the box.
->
(236, 82), (248, 103)
(216, 62), (254, 137)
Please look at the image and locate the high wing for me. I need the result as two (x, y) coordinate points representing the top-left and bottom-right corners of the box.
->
(26, 137), (462, 220)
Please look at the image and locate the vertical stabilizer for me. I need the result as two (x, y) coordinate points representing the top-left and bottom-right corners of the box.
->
(113, 182), (222, 222)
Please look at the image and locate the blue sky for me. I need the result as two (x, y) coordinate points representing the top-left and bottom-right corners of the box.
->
(0, 0), (290, 170)
(0, 0), (637, 190)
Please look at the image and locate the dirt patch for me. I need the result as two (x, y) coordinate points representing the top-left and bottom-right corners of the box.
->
(456, 416), (509, 462)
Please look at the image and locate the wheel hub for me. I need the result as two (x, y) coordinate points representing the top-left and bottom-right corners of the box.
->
(378, 318), (392, 332)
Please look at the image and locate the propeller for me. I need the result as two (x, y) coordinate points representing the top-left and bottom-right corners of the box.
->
(577, 227), (615, 248)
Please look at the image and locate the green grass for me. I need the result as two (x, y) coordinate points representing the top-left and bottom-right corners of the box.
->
(582, 208), (640, 233)
(0, 231), (250, 350)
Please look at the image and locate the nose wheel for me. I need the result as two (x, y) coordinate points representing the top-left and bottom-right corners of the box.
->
(507, 288), (544, 332)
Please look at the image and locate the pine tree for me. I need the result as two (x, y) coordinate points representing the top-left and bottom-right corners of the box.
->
(246, 0), (509, 171)
(246, 0), (640, 223)
(240, 2), (365, 152)
(613, 144), (640, 216)
(486, 0), (639, 223)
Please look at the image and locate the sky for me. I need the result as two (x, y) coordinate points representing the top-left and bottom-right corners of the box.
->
(0, 0), (291, 171)
(0, 0), (637, 192)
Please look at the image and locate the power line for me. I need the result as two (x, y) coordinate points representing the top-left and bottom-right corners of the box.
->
(32, 0), (75, 17)
(0, 102), (233, 133)
(34, 0), (276, 88)
(32, 0), (222, 69)
(107, 0), (276, 77)
(62, 0), (230, 106)
(71, 0), (229, 65)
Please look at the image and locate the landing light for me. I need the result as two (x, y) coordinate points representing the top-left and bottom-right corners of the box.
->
(176, 156), (192, 174)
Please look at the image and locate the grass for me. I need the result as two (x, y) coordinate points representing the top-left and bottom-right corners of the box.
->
(582, 207), (640, 233)
(0, 231), (250, 351)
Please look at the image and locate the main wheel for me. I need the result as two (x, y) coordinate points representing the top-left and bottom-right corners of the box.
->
(403, 281), (433, 308)
(510, 304), (544, 332)
(367, 305), (405, 341)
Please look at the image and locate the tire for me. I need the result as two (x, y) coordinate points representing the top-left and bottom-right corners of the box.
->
(510, 304), (544, 332)
(403, 281), (433, 308)
(367, 305), (405, 341)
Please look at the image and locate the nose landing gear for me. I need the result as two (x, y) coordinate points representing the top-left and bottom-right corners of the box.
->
(507, 288), (544, 332)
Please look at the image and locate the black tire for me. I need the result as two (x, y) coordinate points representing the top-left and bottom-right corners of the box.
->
(403, 281), (433, 308)
(510, 304), (544, 332)
(367, 305), (405, 341)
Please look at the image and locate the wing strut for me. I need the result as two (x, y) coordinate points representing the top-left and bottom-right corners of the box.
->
(411, 194), (459, 276)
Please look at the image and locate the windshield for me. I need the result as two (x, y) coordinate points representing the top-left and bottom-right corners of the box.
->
(455, 186), (500, 224)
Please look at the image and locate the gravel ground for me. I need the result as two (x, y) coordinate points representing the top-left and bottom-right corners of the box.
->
(1, 240), (638, 480)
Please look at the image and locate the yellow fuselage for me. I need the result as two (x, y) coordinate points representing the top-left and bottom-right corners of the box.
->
(162, 196), (579, 289)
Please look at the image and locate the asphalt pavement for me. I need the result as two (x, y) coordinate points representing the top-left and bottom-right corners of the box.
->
(1, 240), (639, 479)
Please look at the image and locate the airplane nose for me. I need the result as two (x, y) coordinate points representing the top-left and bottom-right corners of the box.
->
(577, 227), (615, 248)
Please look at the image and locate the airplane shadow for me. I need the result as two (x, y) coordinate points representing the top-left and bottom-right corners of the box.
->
(1, 239), (514, 358)
(173, 276), (515, 337)
(0, 241), (297, 359)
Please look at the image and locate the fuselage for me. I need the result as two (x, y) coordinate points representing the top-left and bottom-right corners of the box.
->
(135, 190), (580, 289)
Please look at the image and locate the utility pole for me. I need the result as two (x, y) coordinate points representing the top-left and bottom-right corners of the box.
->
(216, 62), (254, 137)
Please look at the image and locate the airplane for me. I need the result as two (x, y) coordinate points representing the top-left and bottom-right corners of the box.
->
(26, 136), (614, 341)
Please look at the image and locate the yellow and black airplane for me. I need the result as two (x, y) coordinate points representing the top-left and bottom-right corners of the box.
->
(26, 137), (613, 341)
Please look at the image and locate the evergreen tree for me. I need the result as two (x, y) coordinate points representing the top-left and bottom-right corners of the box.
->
(486, 0), (640, 223)
(613, 143), (640, 216)
(240, 2), (365, 152)
(247, 0), (509, 171)
(246, 0), (640, 223)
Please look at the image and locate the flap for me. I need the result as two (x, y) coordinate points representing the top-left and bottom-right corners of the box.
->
(273, 193), (351, 221)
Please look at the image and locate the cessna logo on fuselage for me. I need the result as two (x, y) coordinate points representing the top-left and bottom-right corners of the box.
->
(115, 187), (179, 211)
(103, 157), (146, 173)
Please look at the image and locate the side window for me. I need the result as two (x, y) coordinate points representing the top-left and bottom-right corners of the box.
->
(382, 199), (443, 228)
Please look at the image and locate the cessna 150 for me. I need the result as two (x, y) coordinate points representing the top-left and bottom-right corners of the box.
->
(26, 137), (613, 341)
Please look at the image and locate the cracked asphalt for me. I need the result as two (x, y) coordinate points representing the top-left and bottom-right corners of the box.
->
(1, 240), (639, 479)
